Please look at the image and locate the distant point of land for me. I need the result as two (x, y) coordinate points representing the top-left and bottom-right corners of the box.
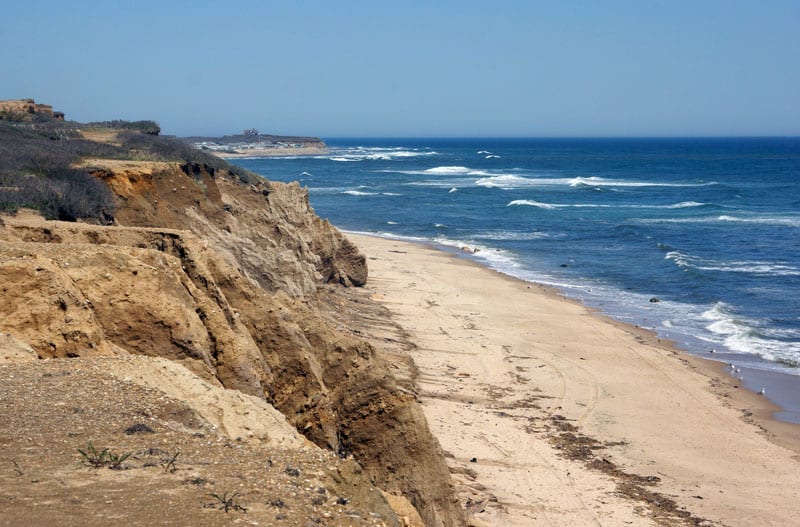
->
(183, 129), (328, 158)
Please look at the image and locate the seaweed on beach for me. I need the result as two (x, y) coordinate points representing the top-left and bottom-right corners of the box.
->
(547, 415), (713, 526)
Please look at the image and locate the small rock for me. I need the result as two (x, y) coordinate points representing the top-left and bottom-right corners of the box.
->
(125, 423), (154, 435)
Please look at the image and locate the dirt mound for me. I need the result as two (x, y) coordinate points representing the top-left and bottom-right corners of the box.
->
(0, 356), (401, 526)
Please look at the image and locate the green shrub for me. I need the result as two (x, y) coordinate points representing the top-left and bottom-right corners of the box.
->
(78, 442), (132, 470)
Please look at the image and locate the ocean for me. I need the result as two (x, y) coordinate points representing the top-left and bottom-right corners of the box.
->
(231, 138), (800, 420)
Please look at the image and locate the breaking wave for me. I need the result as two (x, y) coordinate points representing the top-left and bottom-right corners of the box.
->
(508, 200), (706, 209)
(643, 215), (800, 227)
(700, 302), (800, 362)
(341, 190), (378, 196)
(568, 176), (717, 188)
(327, 146), (439, 162)
(665, 251), (800, 276)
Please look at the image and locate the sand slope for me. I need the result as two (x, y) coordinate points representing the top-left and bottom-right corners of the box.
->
(350, 233), (800, 527)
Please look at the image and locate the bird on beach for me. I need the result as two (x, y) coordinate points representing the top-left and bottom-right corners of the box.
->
(758, 387), (766, 395)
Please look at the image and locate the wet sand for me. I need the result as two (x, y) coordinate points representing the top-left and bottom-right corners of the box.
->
(349, 233), (800, 527)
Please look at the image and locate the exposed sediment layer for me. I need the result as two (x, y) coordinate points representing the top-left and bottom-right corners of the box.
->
(0, 148), (462, 526)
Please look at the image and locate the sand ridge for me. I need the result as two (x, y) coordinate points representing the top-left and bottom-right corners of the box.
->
(349, 233), (800, 527)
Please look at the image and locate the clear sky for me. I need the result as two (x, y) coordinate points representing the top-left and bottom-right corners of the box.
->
(2, 1), (798, 137)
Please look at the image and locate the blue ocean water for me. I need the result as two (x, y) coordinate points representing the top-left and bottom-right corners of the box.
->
(233, 138), (800, 402)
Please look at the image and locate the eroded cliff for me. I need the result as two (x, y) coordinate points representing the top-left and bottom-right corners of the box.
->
(0, 124), (462, 527)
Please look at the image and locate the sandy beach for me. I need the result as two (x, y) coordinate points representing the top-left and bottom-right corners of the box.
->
(348, 233), (800, 526)
(213, 147), (330, 158)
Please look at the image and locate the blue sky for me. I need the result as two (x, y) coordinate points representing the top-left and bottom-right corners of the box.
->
(2, 1), (798, 137)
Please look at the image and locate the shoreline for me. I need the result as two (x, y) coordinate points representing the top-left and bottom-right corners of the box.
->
(348, 232), (800, 526)
(348, 229), (800, 426)
(210, 146), (330, 158)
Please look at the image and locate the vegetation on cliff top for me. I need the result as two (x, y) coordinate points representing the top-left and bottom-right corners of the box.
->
(0, 116), (259, 222)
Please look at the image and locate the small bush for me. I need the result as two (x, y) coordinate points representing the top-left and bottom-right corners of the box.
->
(160, 451), (180, 473)
(207, 491), (247, 513)
(0, 118), (262, 221)
(117, 131), (261, 184)
(86, 120), (160, 135)
(78, 442), (132, 470)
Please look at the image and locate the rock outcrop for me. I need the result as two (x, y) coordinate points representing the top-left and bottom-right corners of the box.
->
(0, 133), (463, 526)
(84, 159), (366, 293)
(0, 98), (64, 121)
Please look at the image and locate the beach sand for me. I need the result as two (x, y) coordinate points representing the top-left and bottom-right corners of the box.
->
(348, 233), (800, 527)
(212, 147), (330, 158)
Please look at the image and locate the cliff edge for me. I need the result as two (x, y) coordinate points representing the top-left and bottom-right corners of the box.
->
(0, 113), (463, 526)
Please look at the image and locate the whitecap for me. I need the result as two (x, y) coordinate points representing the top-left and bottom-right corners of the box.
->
(448, 187), (458, 193)
(667, 201), (705, 208)
(485, 155), (501, 159)
(384, 150), (438, 158)
(701, 261), (800, 276)
(507, 200), (558, 210)
(477, 150), (492, 154)
(700, 302), (800, 362)
(666, 251), (800, 276)
(328, 147), (438, 161)
(341, 190), (378, 196)
(300, 171), (312, 176)
(476, 175), (557, 188)
(507, 200), (613, 209)
(386, 221), (398, 225)
(424, 166), (474, 175)
(716, 215), (800, 227)
(568, 176), (717, 188)
(472, 230), (551, 241)
(643, 215), (800, 227)
(664, 250), (691, 269)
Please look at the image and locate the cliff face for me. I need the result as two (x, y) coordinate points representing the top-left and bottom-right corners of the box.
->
(84, 158), (366, 294)
(0, 98), (64, 121)
(0, 138), (462, 526)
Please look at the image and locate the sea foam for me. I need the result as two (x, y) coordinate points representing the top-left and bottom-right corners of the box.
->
(341, 190), (378, 196)
(568, 176), (717, 188)
(666, 251), (800, 277)
(700, 302), (800, 362)
(643, 215), (800, 227)
(508, 200), (703, 210)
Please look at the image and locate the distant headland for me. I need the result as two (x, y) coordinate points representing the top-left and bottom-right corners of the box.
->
(183, 129), (328, 158)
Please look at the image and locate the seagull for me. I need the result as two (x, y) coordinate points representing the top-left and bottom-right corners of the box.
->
(758, 387), (766, 395)
(709, 348), (716, 354)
